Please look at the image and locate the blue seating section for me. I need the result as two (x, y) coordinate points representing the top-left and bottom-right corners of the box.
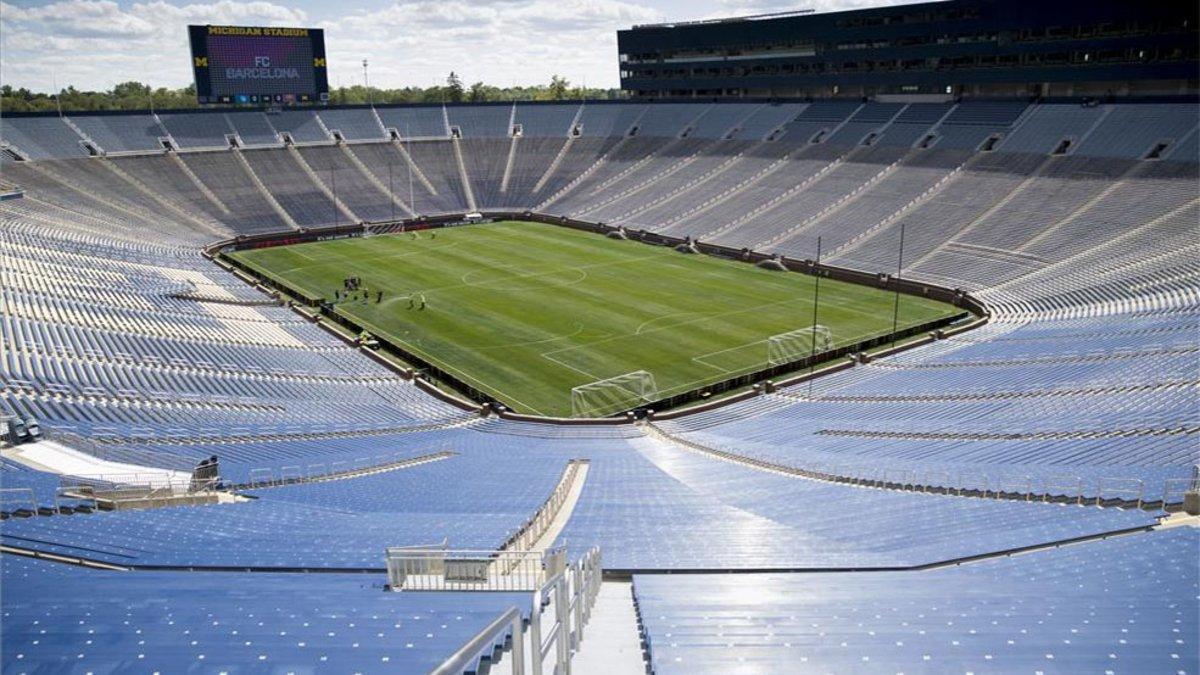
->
(660, 309), (1199, 504)
(577, 103), (646, 137)
(733, 102), (807, 140)
(1, 554), (527, 674)
(448, 105), (513, 137)
(1074, 103), (1200, 159)
(0, 458), (60, 511)
(0, 98), (1197, 675)
(319, 108), (386, 141)
(0, 117), (89, 159)
(634, 527), (1199, 674)
(159, 112), (235, 149)
(514, 103), (579, 136)
(682, 104), (757, 139)
(377, 106), (448, 138)
(634, 103), (703, 137)
(225, 111), (282, 146)
(69, 114), (166, 153)
(0, 221), (464, 443)
(555, 440), (1158, 570)
(0, 437), (588, 567)
(268, 110), (329, 143)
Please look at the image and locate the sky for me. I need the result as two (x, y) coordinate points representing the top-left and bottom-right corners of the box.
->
(0, 0), (911, 93)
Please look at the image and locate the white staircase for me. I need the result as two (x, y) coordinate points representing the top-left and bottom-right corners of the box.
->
(286, 145), (359, 223)
(99, 158), (228, 237)
(338, 144), (416, 218)
(571, 582), (647, 675)
(233, 149), (299, 229)
(451, 137), (478, 211)
(169, 153), (231, 214)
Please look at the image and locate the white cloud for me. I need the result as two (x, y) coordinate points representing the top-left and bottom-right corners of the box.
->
(0, 0), (915, 93)
(0, 0), (659, 92)
(319, 0), (658, 90)
(1, 0), (308, 91)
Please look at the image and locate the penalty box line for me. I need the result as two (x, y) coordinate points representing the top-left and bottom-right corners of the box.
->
(541, 296), (828, 378)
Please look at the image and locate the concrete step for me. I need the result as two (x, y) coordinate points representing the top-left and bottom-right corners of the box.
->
(573, 581), (646, 675)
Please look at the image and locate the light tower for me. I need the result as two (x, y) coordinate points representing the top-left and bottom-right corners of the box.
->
(362, 58), (372, 106)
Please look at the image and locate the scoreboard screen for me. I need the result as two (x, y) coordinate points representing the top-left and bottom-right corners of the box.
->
(189, 25), (329, 105)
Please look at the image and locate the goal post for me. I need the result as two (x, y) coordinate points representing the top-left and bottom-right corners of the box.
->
(570, 370), (659, 418)
(766, 325), (834, 366)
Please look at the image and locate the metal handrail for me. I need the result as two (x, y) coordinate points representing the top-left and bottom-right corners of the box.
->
(44, 429), (194, 471)
(997, 475), (1034, 500)
(1163, 477), (1198, 505)
(529, 546), (601, 675)
(240, 449), (453, 490)
(506, 459), (587, 552)
(386, 545), (601, 675)
(1096, 477), (1144, 508)
(0, 487), (37, 514)
(431, 605), (524, 675)
(53, 486), (97, 514)
(385, 547), (561, 592)
(58, 472), (205, 491)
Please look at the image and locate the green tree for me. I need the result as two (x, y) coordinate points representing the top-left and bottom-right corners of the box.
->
(0, 78), (624, 113)
(421, 86), (446, 103)
(445, 72), (464, 103)
(548, 75), (570, 101)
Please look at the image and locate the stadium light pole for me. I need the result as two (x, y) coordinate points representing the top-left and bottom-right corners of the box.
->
(331, 167), (338, 227)
(808, 236), (822, 397)
(891, 222), (906, 348)
(363, 59), (372, 107)
(388, 161), (396, 223)
(406, 123), (414, 210)
(52, 73), (63, 117)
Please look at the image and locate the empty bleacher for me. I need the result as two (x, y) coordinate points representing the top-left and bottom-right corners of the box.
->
(177, 151), (293, 233)
(2, 554), (529, 673)
(0, 101), (1196, 675)
(239, 148), (338, 226)
(267, 110), (329, 144)
(635, 527), (1198, 674)
(448, 104), (513, 138)
(0, 116), (90, 159)
(225, 110), (282, 147)
(159, 112), (235, 149)
(69, 113), (167, 153)
(377, 105), (449, 139)
(513, 102), (580, 136)
(317, 108), (385, 141)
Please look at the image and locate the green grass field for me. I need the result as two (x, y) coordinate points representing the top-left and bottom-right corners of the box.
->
(230, 221), (960, 416)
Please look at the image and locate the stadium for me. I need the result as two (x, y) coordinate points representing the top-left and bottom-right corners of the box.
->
(0, 0), (1198, 672)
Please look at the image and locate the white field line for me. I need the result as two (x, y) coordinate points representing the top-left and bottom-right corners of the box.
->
(258, 222), (957, 413)
(539, 349), (603, 381)
(340, 312), (553, 416)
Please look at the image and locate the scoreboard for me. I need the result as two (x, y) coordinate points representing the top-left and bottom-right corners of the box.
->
(188, 25), (329, 105)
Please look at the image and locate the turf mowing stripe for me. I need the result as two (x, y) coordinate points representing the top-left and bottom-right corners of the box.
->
(229, 221), (960, 416)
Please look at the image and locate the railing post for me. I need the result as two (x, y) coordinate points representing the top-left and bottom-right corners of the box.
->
(556, 574), (570, 675)
(572, 563), (584, 650)
(529, 591), (543, 675)
(510, 610), (525, 675)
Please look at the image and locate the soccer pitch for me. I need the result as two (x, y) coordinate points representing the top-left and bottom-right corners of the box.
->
(229, 221), (961, 416)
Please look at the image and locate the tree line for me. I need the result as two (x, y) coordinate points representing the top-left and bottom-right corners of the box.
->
(1, 73), (621, 113)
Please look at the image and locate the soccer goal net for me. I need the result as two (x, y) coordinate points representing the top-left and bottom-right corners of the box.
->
(570, 370), (659, 418)
(766, 326), (834, 366)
